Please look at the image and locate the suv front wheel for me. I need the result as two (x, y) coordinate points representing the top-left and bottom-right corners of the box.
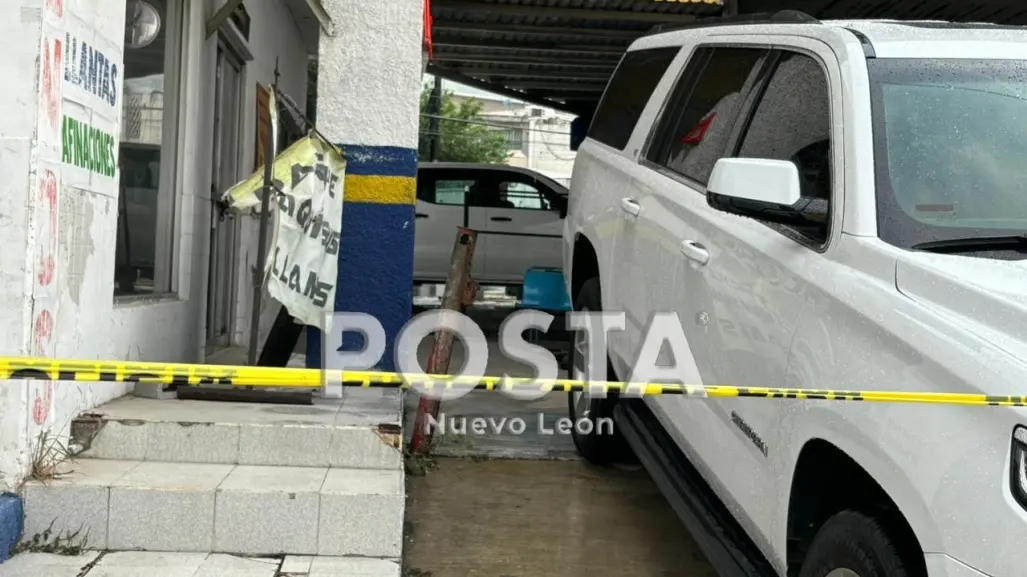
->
(798, 511), (911, 577)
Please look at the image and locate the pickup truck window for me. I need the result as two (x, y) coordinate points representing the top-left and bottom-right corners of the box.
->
(498, 181), (549, 210)
(646, 47), (768, 186)
(869, 58), (1027, 255)
(416, 170), (482, 207)
(433, 180), (472, 206)
(588, 46), (680, 151)
(736, 51), (832, 245)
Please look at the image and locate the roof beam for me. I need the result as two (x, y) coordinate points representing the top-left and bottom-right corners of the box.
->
(426, 64), (577, 113)
(503, 81), (605, 91)
(432, 0), (701, 23)
(432, 53), (617, 67)
(431, 38), (626, 54)
(456, 69), (611, 80)
(548, 94), (604, 104)
(431, 21), (642, 38)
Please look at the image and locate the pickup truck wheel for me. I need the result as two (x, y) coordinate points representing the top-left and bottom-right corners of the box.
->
(798, 511), (910, 577)
(567, 277), (632, 465)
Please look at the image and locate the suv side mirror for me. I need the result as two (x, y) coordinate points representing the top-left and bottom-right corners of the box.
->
(706, 158), (825, 228)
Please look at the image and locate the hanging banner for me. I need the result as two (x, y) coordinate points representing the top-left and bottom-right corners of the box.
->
(221, 133), (346, 330)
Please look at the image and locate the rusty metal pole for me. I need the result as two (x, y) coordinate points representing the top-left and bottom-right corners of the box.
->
(409, 227), (478, 453)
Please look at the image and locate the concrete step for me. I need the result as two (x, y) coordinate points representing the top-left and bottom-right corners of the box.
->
(21, 459), (404, 557)
(0, 552), (402, 577)
(70, 395), (404, 470)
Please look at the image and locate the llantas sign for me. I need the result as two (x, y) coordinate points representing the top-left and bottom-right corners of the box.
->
(221, 132), (346, 330)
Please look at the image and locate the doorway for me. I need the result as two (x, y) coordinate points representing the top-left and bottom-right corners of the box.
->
(206, 42), (244, 354)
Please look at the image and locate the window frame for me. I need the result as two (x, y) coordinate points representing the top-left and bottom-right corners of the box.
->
(416, 168), (493, 208)
(487, 172), (564, 212)
(116, 0), (187, 301)
(587, 46), (682, 152)
(639, 44), (775, 191)
(640, 42), (840, 253)
(727, 47), (837, 252)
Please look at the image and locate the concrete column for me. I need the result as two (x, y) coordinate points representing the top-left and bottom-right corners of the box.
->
(307, 0), (424, 371)
(0, 0), (126, 487)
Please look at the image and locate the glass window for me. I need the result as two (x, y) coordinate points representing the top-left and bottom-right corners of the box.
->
(432, 179), (472, 205)
(499, 128), (523, 150)
(647, 47), (768, 185)
(116, 0), (180, 296)
(588, 47), (680, 151)
(736, 51), (832, 244)
(868, 58), (1027, 254)
(499, 181), (549, 210)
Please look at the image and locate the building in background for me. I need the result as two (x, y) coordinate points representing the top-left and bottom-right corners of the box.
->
(427, 76), (577, 187)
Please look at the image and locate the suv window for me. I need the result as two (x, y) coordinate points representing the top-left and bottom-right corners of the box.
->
(588, 47), (679, 151)
(868, 58), (1027, 255)
(736, 51), (832, 245)
(646, 47), (768, 185)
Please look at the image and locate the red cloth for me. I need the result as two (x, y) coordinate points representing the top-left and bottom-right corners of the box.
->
(681, 111), (716, 145)
(424, 0), (433, 58)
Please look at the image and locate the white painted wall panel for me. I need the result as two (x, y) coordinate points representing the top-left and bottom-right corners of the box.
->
(0, 0), (313, 489)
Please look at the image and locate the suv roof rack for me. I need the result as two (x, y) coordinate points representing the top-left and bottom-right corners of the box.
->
(646, 10), (819, 36)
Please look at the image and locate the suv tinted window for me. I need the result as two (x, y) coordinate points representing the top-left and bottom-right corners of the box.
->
(868, 58), (1027, 255)
(647, 47), (768, 185)
(736, 51), (832, 244)
(588, 47), (679, 151)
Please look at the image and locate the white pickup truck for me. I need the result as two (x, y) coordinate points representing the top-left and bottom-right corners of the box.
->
(564, 12), (1027, 577)
(414, 162), (568, 285)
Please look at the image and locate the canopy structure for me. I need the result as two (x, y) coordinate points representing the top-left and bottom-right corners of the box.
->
(427, 0), (1027, 115)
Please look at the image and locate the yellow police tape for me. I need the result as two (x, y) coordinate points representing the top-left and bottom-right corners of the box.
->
(1, 356), (1025, 406)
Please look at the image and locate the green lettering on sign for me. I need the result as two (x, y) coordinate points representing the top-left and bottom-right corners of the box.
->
(60, 115), (117, 178)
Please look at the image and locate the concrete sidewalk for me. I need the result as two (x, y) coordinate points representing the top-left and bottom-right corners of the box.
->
(0, 552), (399, 576)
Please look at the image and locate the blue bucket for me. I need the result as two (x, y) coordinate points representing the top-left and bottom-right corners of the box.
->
(520, 267), (572, 312)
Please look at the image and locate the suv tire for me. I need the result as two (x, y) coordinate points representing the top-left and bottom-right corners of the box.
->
(567, 277), (633, 465)
(798, 511), (910, 577)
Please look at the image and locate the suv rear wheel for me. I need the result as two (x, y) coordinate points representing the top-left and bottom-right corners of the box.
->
(798, 511), (910, 577)
(567, 277), (632, 465)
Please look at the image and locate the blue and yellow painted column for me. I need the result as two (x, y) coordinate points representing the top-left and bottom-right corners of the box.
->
(307, 0), (425, 371)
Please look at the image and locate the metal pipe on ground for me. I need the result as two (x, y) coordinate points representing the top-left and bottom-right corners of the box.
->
(409, 227), (479, 453)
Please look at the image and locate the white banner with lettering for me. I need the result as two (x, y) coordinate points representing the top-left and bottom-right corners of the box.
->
(222, 134), (346, 329)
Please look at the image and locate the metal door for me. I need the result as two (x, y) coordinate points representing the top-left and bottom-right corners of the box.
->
(206, 44), (244, 353)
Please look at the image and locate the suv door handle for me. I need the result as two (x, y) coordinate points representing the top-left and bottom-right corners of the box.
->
(416, 213), (428, 219)
(620, 198), (641, 217)
(491, 216), (512, 222)
(680, 240), (709, 265)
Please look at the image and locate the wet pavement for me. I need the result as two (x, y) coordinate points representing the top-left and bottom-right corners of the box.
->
(403, 458), (717, 577)
(402, 308), (713, 576)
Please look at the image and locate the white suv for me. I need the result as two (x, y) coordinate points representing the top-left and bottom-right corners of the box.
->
(562, 12), (1027, 577)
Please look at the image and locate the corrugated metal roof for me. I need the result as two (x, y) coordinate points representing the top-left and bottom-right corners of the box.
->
(427, 0), (1027, 114)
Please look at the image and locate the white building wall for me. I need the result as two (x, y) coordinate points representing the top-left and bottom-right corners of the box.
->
(0, 0), (311, 490)
(0, 0), (52, 492)
(0, 0), (132, 489)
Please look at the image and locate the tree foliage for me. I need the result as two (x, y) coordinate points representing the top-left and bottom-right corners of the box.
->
(419, 85), (510, 164)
